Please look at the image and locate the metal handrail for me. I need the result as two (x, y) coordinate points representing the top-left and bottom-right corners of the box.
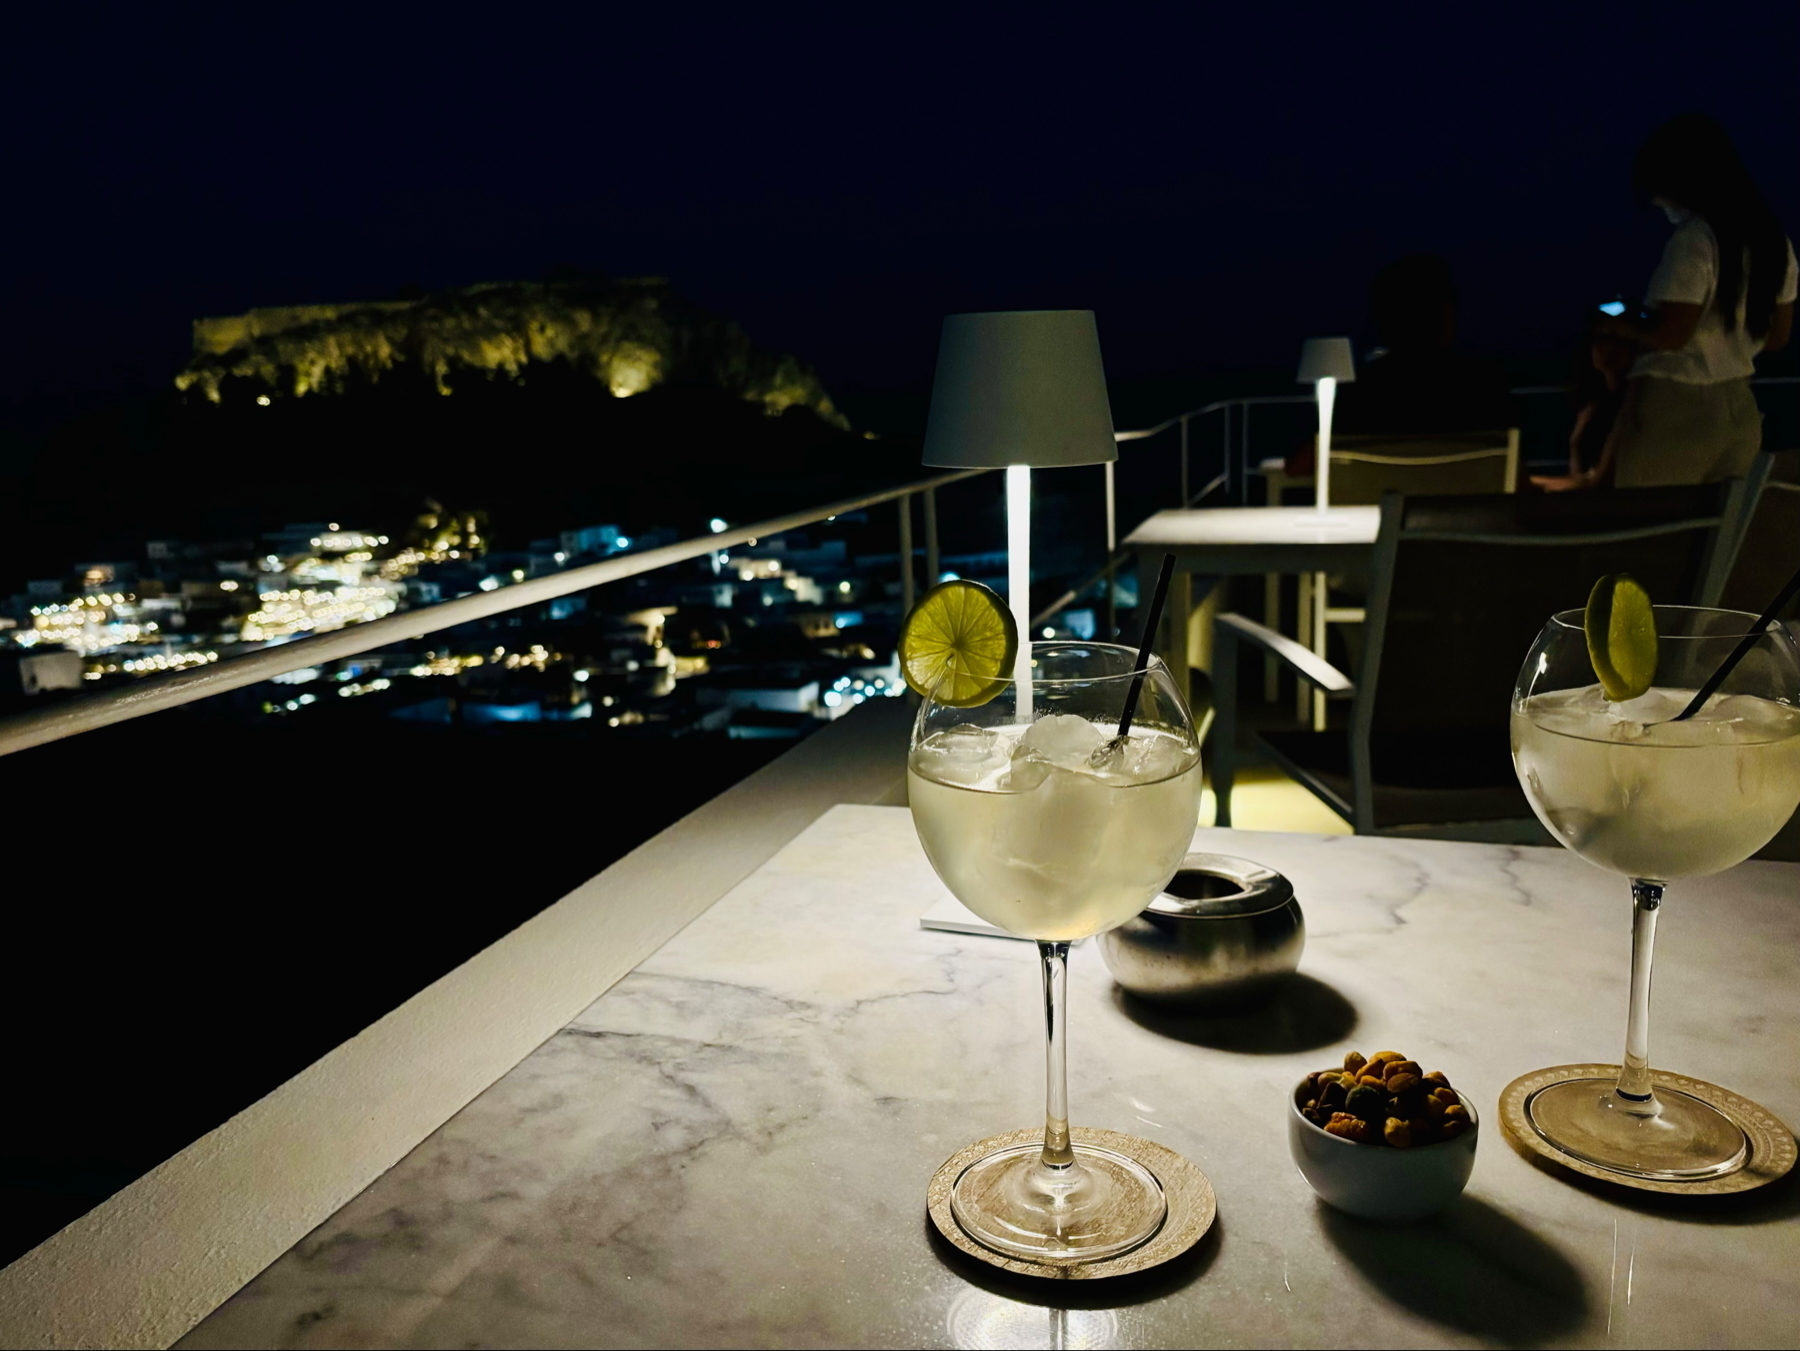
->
(0, 468), (991, 759)
(9, 371), (1792, 758)
(1113, 393), (1313, 442)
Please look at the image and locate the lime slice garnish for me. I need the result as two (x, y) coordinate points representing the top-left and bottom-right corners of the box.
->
(1584, 573), (1658, 701)
(898, 579), (1018, 707)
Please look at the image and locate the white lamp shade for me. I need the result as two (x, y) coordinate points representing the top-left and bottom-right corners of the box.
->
(922, 310), (1117, 468)
(1297, 336), (1356, 384)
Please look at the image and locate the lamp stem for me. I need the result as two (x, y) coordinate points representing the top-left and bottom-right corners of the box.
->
(1317, 377), (1332, 514)
(1007, 464), (1033, 721)
(1315, 376), (1336, 515)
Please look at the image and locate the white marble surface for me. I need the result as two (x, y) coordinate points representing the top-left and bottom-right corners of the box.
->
(182, 807), (1800, 1350)
(1124, 506), (1380, 548)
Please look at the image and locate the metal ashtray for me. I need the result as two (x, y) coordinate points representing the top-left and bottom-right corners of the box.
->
(1098, 852), (1304, 1007)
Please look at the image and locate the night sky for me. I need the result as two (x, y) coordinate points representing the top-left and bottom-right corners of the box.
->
(4, 4), (1797, 426)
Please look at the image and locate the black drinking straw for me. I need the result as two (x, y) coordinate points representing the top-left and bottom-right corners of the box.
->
(1672, 560), (1800, 721)
(1116, 552), (1177, 740)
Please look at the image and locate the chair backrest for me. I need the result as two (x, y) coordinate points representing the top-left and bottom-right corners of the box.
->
(1719, 450), (1800, 619)
(1327, 430), (1519, 504)
(1350, 482), (1741, 829)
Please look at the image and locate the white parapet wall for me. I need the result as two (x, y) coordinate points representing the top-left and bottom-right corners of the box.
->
(0, 699), (911, 1351)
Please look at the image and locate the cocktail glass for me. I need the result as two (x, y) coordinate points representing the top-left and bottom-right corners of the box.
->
(909, 642), (1202, 1259)
(1511, 606), (1800, 1179)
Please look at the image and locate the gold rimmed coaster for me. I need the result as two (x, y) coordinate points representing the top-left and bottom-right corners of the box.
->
(1499, 1064), (1796, 1196)
(927, 1126), (1216, 1280)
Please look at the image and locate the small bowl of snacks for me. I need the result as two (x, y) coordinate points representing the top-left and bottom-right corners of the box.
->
(1288, 1050), (1477, 1222)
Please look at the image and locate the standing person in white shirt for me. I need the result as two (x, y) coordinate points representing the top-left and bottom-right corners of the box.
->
(1599, 114), (1795, 487)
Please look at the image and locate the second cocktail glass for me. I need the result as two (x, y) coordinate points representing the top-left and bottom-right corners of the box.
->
(909, 642), (1202, 1260)
(1511, 606), (1800, 1179)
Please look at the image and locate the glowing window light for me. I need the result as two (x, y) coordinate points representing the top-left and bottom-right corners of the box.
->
(256, 395), (271, 406)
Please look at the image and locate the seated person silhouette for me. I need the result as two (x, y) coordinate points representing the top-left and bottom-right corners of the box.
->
(1532, 317), (1635, 492)
(1334, 254), (1516, 436)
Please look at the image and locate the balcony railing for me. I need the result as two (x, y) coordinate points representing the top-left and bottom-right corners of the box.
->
(0, 470), (994, 758)
(3, 374), (1793, 758)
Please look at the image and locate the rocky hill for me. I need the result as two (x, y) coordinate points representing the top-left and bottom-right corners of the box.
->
(175, 275), (849, 428)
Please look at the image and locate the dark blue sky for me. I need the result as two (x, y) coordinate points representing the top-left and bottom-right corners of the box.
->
(3, 3), (1796, 415)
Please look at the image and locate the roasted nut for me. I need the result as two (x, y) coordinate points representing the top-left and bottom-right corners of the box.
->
(1324, 1113), (1371, 1143)
(1305, 1052), (1467, 1147)
(1346, 1083), (1387, 1123)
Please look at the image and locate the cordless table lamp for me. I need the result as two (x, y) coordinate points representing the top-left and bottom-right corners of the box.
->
(1297, 336), (1356, 519)
(922, 310), (1117, 697)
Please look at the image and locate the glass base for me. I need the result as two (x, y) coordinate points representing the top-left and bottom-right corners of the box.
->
(1527, 1078), (1748, 1180)
(949, 1140), (1167, 1262)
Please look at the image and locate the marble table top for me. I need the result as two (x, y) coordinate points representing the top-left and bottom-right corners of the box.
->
(181, 807), (1800, 1350)
(1124, 505), (1381, 548)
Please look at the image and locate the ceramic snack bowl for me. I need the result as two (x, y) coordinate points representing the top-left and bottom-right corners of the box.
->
(1287, 1077), (1478, 1221)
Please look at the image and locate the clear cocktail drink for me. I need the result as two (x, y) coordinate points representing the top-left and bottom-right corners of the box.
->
(909, 717), (1202, 941)
(1512, 684), (1800, 879)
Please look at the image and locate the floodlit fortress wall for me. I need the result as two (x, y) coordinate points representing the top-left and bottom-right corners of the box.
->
(192, 301), (416, 356)
(177, 278), (849, 426)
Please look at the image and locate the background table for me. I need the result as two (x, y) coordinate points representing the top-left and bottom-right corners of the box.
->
(181, 806), (1800, 1350)
(1124, 506), (1381, 725)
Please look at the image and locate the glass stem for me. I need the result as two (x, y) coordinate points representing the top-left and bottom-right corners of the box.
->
(1038, 941), (1075, 1170)
(1615, 879), (1664, 1114)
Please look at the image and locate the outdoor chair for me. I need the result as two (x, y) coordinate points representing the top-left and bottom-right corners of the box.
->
(1212, 481), (1745, 841)
(1326, 429), (1521, 503)
(1284, 429), (1520, 729)
(1719, 450), (1798, 621)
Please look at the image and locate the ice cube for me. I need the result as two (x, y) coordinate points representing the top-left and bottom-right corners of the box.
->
(993, 760), (1118, 885)
(915, 723), (1009, 787)
(1013, 713), (1105, 770)
(1692, 692), (1755, 724)
(1606, 687), (1685, 725)
(1084, 732), (1191, 784)
(1601, 686), (1687, 742)
(1006, 756), (1055, 792)
(1123, 734), (1190, 784)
